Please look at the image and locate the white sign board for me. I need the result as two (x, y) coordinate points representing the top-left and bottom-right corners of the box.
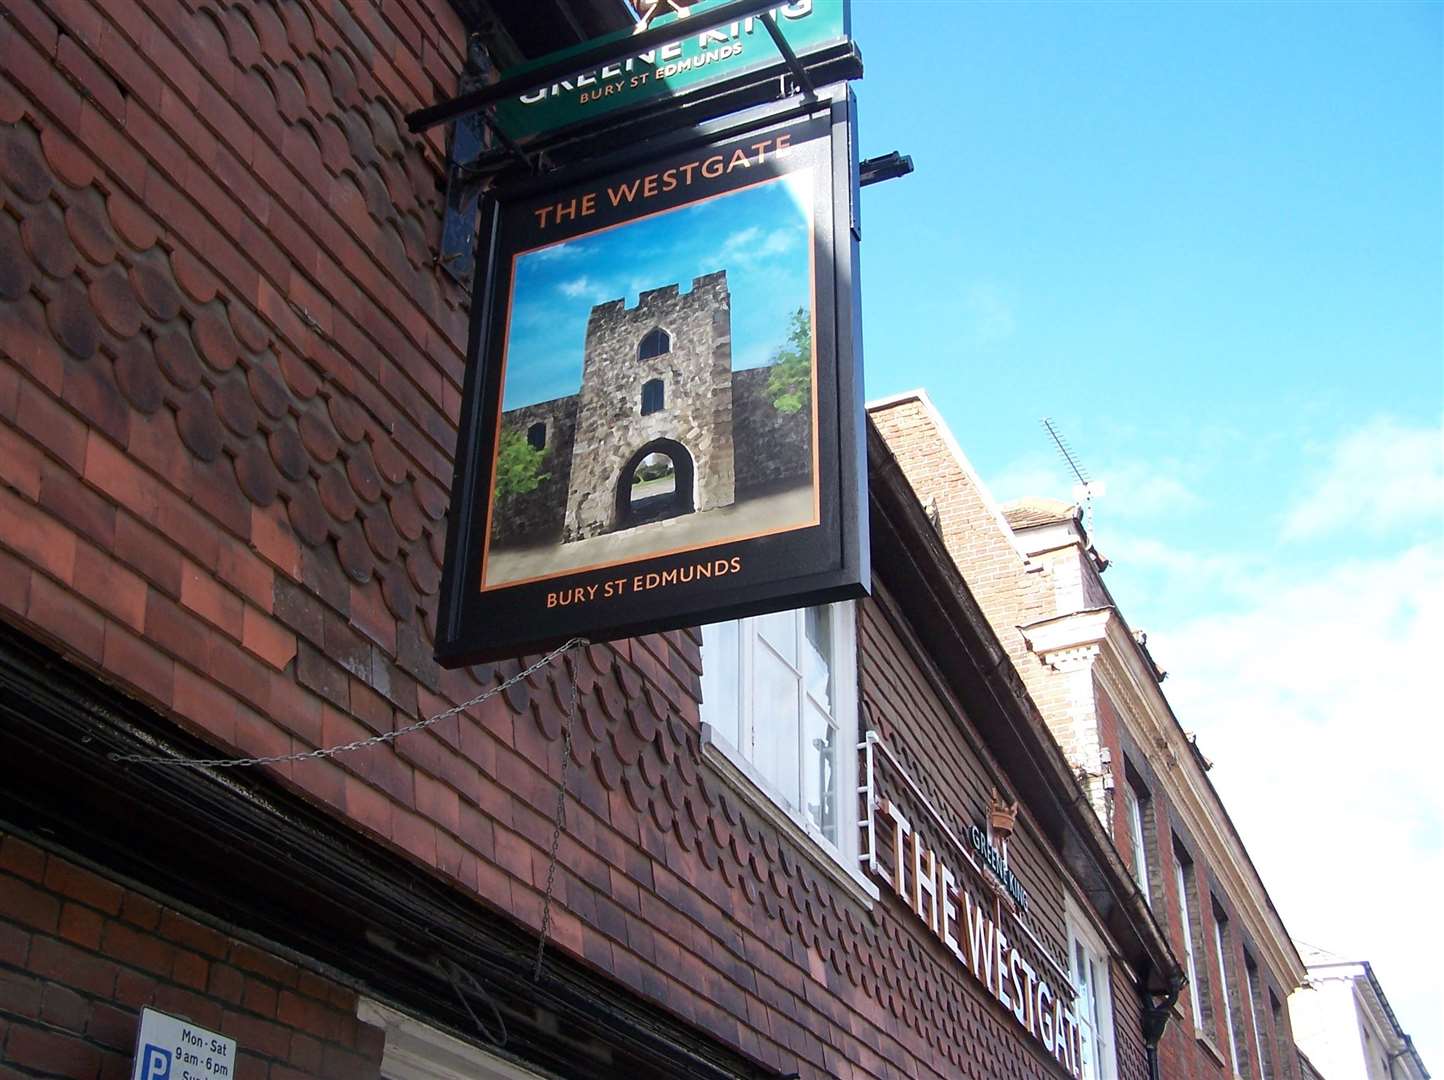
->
(130, 1008), (236, 1080)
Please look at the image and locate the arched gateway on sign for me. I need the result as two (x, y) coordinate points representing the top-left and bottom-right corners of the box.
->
(616, 438), (695, 528)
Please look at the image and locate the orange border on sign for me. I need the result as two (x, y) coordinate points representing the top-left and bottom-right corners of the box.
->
(477, 168), (824, 593)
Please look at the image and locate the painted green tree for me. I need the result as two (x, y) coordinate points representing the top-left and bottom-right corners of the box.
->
(766, 307), (811, 415)
(493, 430), (549, 502)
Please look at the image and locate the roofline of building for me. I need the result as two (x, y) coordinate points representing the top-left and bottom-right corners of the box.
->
(865, 419), (1185, 1001)
(866, 389), (1032, 564)
(866, 389), (1306, 990)
(1305, 961), (1430, 1079)
(1361, 962), (1429, 1078)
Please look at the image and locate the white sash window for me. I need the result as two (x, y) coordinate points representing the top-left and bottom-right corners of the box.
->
(1067, 902), (1118, 1080)
(700, 602), (859, 867)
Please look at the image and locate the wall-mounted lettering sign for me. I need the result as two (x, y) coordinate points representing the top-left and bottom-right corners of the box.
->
(970, 823), (1031, 913)
(435, 96), (867, 665)
(493, 1), (851, 145)
(131, 1008), (235, 1080)
(860, 734), (1084, 1077)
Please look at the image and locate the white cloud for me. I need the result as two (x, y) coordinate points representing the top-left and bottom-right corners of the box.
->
(988, 452), (1067, 503)
(1281, 416), (1444, 540)
(1101, 461), (1204, 517)
(987, 452), (1203, 520)
(1149, 539), (1444, 1062)
(964, 283), (1016, 344)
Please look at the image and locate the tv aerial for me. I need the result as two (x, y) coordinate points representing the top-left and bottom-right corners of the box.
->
(1040, 417), (1106, 538)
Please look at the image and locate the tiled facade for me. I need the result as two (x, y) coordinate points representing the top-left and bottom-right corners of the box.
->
(0, 4), (1186, 1079)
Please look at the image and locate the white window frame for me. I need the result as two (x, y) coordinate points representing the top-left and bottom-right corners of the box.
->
(1214, 906), (1242, 1075)
(1066, 899), (1118, 1080)
(699, 601), (875, 903)
(1123, 780), (1151, 904)
(1175, 856), (1203, 1027)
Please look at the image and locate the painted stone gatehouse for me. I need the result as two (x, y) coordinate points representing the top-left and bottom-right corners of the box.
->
(495, 270), (810, 546)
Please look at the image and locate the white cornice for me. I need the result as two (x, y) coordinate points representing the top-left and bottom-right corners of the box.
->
(1019, 608), (1113, 658)
(1019, 608), (1307, 991)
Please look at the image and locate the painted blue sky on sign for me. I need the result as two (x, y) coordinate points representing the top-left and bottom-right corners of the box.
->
(502, 173), (813, 411)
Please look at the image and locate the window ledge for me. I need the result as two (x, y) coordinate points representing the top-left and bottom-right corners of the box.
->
(700, 725), (878, 910)
(1195, 1033), (1227, 1069)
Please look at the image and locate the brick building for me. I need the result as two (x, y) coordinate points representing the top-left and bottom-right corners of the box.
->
(0, 2), (1189, 1079)
(870, 390), (1309, 1080)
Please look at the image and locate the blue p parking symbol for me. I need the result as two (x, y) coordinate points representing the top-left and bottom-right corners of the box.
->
(139, 1046), (171, 1080)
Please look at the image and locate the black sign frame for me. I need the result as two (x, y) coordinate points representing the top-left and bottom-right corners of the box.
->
(435, 93), (867, 666)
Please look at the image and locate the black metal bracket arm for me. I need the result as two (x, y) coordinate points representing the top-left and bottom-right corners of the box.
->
(436, 37), (497, 283)
(758, 11), (816, 102)
(859, 151), (914, 188)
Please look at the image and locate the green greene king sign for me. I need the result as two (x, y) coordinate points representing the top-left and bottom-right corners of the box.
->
(491, 1), (850, 143)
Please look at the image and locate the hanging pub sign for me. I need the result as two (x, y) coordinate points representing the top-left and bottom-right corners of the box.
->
(489, 1), (854, 147)
(435, 96), (867, 665)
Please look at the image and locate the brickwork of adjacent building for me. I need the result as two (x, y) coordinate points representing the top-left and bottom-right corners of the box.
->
(0, 830), (384, 1080)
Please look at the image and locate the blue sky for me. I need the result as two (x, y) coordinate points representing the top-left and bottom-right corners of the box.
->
(502, 174), (812, 409)
(854, 0), (1441, 1056)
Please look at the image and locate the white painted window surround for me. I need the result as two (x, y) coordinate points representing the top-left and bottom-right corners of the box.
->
(1246, 958), (1272, 1079)
(1123, 781), (1151, 904)
(1214, 909), (1243, 1075)
(1176, 857), (1204, 1027)
(1067, 899), (1119, 1080)
(357, 998), (554, 1080)
(699, 601), (874, 902)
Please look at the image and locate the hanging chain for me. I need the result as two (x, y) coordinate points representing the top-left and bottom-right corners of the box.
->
(107, 638), (588, 769)
(532, 650), (578, 982)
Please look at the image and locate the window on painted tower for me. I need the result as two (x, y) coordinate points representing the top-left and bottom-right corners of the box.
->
(1245, 953), (1274, 1079)
(639, 327), (671, 359)
(1066, 903), (1118, 1080)
(1213, 901), (1246, 1076)
(699, 602), (858, 863)
(1122, 771), (1153, 904)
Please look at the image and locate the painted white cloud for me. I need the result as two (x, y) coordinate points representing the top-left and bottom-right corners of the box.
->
(1281, 416), (1444, 540)
(717, 224), (800, 269)
(531, 241), (581, 262)
(558, 275), (600, 299)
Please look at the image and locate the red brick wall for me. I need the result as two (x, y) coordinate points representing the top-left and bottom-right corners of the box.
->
(0, 830), (384, 1079)
(0, 2), (1158, 1078)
